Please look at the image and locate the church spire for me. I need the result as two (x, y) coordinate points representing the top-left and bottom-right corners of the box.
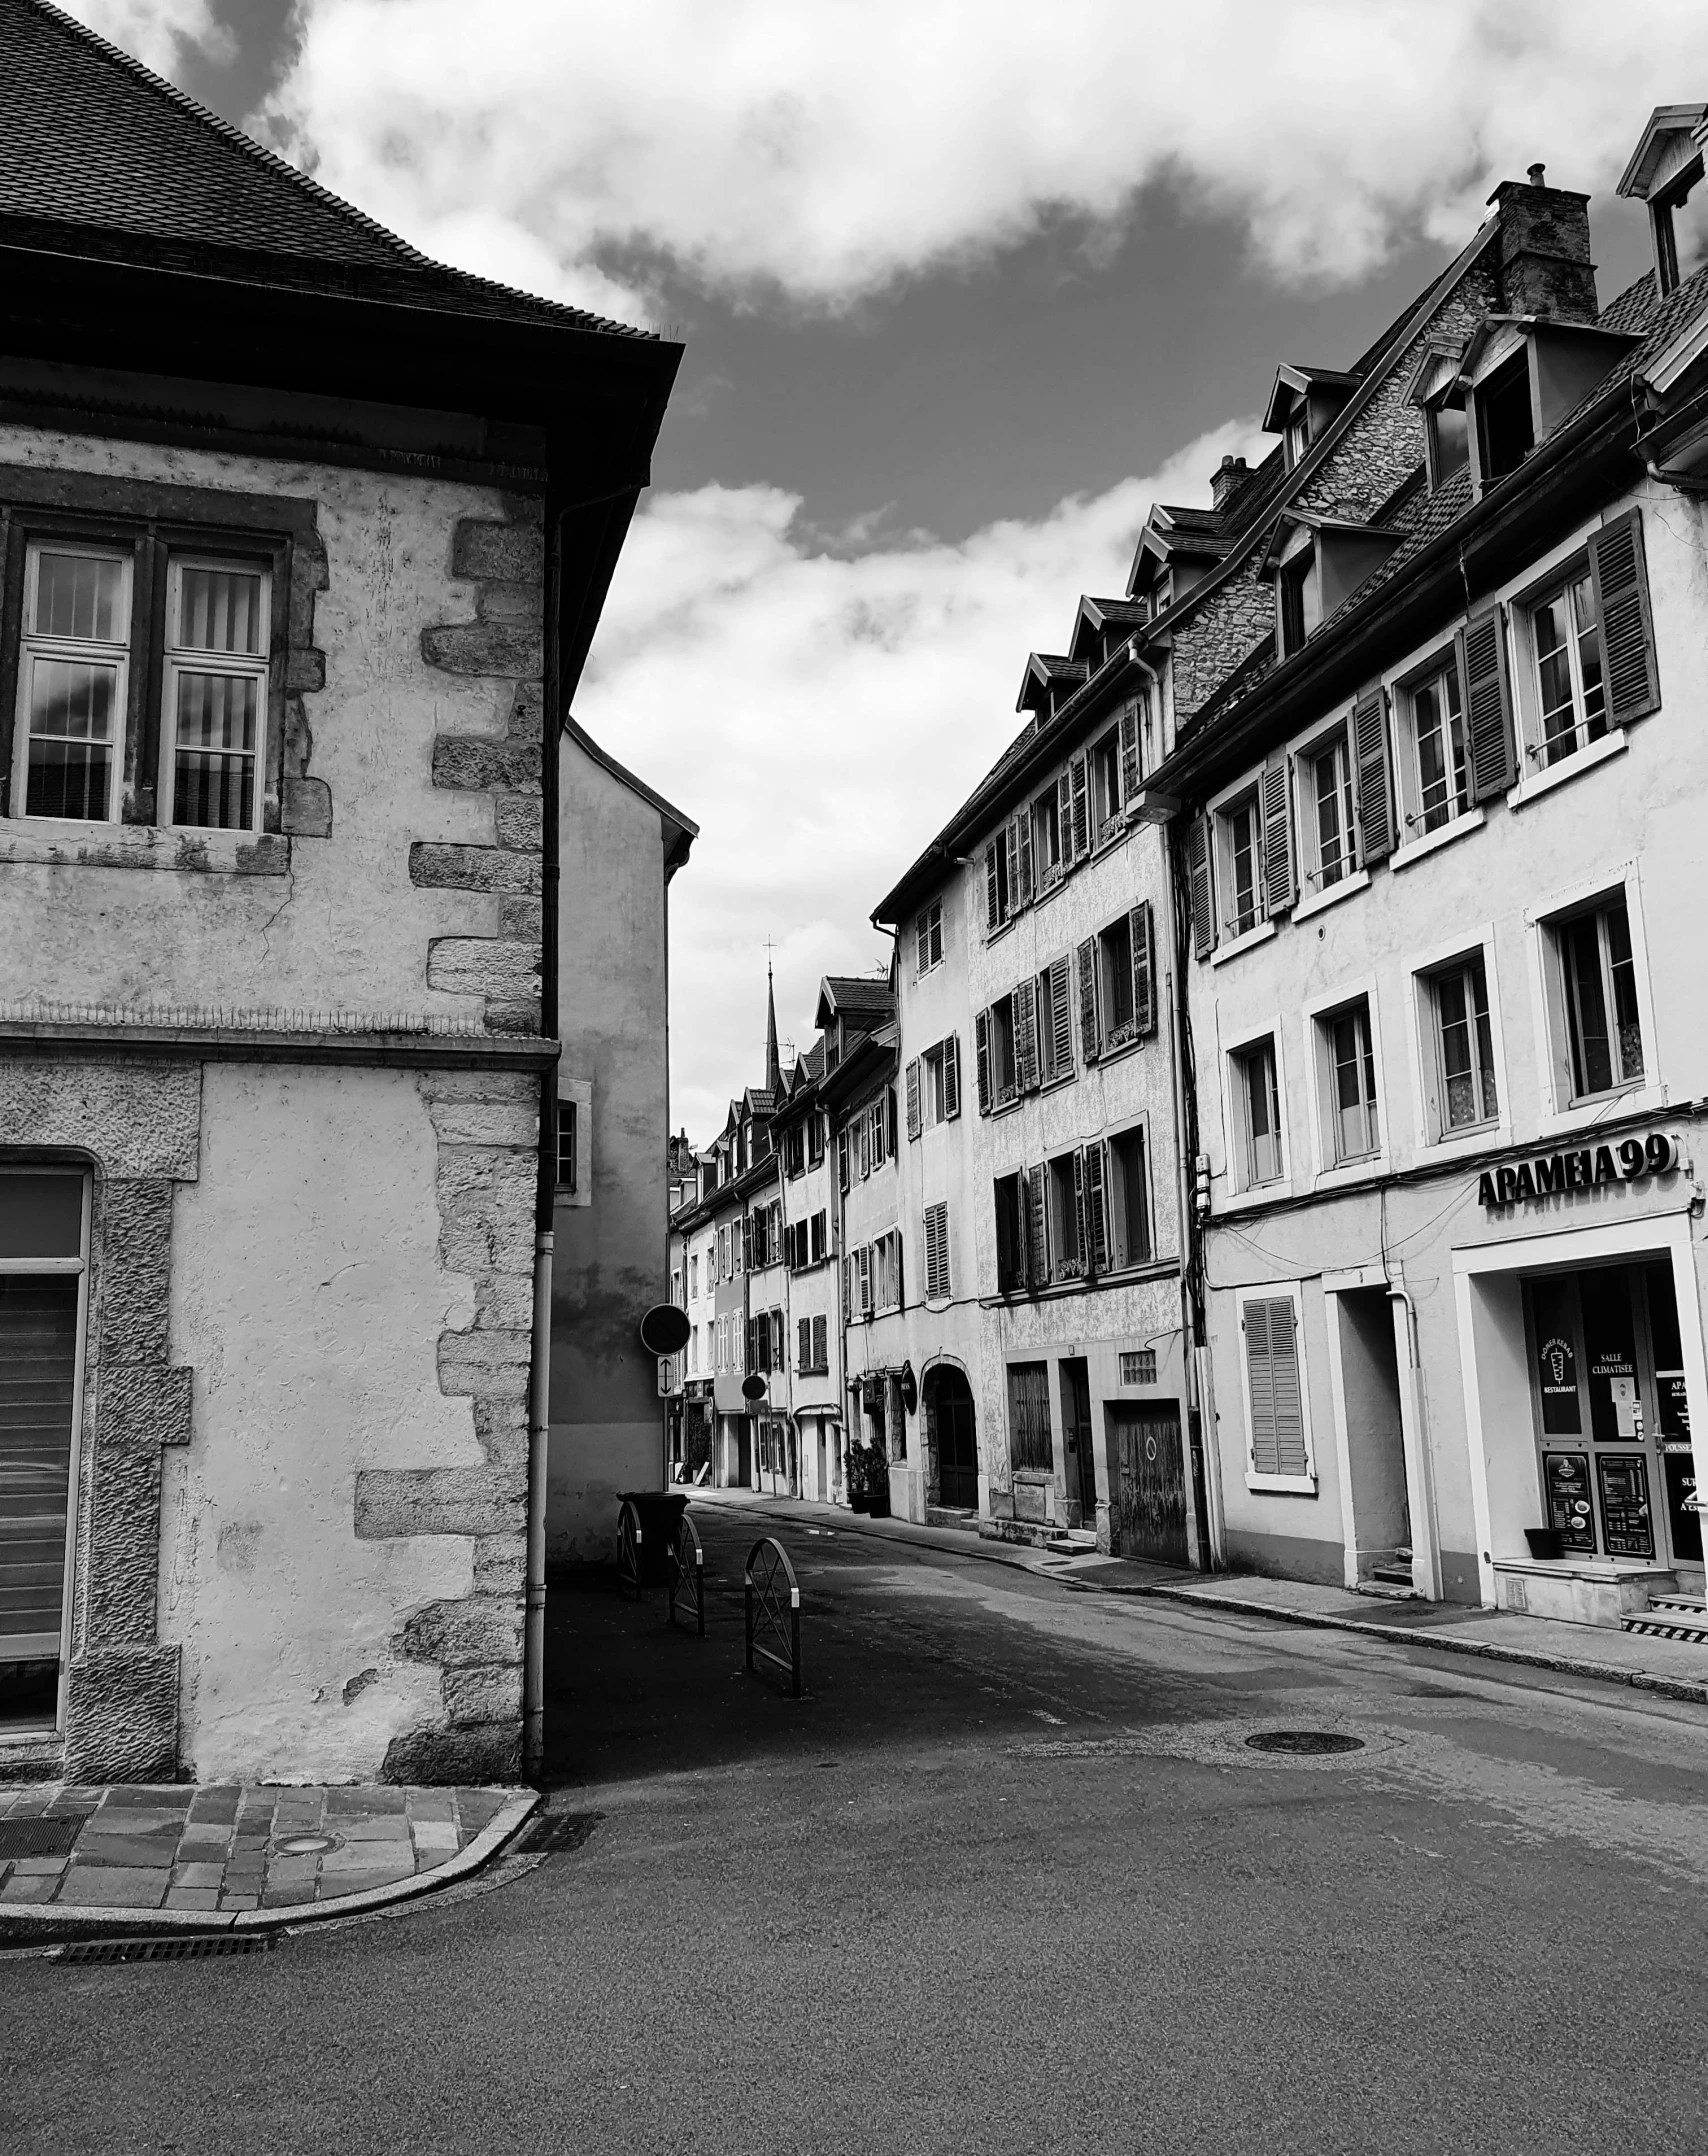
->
(765, 954), (782, 1095)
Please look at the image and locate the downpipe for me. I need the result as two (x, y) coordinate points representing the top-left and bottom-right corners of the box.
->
(524, 1226), (554, 1780)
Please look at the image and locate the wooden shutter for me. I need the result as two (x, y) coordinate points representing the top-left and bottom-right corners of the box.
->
(1129, 901), (1156, 1039)
(1458, 607), (1516, 803)
(1016, 810), (1034, 906)
(1005, 819), (1021, 919)
(1186, 814), (1215, 957)
(813, 1314), (827, 1369)
(772, 1310), (785, 1369)
(842, 1254), (851, 1322)
(0, 1279), (78, 1660)
(742, 1217), (752, 1269)
(1119, 700), (1142, 803)
(858, 1246), (872, 1315)
(1056, 772), (1072, 862)
(943, 1034), (961, 1119)
(905, 1059), (921, 1140)
(1076, 937), (1100, 1063)
(1026, 1164), (1048, 1287)
(1245, 1299), (1277, 1475)
(975, 1008), (992, 1115)
(1049, 958), (1073, 1077)
(1070, 755), (1090, 859)
(799, 1316), (811, 1372)
(1260, 754), (1296, 913)
(837, 1128), (850, 1191)
(925, 1202), (950, 1300)
(1072, 1149), (1090, 1274)
(1014, 975), (1039, 1091)
(1352, 684), (1394, 863)
(1244, 1296), (1306, 1477)
(985, 842), (1001, 932)
(1588, 508), (1660, 726)
(1083, 1144), (1109, 1273)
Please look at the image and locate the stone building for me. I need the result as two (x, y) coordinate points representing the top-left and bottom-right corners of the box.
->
(0, 1), (678, 1778)
(1145, 116), (1708, 1627)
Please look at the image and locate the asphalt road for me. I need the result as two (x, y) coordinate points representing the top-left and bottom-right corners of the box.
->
(5, 1500), (1708, 2155)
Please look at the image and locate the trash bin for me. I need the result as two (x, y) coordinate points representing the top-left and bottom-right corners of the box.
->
(619, 1490), (691, 1586)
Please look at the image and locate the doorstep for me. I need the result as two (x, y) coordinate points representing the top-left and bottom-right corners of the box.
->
(0, 1781), (536, 1943)
(1493, 1558), (1675, 1627)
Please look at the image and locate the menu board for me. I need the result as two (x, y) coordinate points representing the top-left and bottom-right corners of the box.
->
(1544, 1450), (1597, 1552)
(1596, 1452), (1655, 1560)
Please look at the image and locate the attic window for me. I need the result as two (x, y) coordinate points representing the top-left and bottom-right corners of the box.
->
(1652, 153), (1706, 297)
(1426, 395), (1469, 488)
(1277, 547), (1318, 657)
(1477, 353), (1534, 484)
(1285, 412), (1311, 469)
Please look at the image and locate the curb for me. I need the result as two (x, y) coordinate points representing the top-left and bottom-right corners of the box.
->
(0, 1789), (540, 1947)
(698, 1491), (1708, 1709)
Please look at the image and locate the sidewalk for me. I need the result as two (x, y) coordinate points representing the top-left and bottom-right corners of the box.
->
(695, 1487), (1708, 1707)
(0, 1781), (536, 1940)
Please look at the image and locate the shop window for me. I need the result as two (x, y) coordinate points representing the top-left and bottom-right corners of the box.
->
(1544, 893), (1644, 1104)
(1232, 1038), (1284, 1188)
(1476, 352), (1534, 483)
(1302, 729), (1358, 892)
(1401, 654), (1470, 837)
(1317, 998), (1381, 1166)
(1422, 953), (1499, 1137)
(1107, 1126), (1151, 1269)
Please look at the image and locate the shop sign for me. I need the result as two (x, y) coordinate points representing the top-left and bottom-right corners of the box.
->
(1543, 1450), (1597, 1552)
(1596, 1452), (1655, 1560)
(1536, 1333), (1578, 1403)
(1478, 1132), (1681, 1210)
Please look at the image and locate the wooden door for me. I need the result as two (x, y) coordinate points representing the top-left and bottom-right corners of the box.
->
(1113, 1405), (1188, 1565)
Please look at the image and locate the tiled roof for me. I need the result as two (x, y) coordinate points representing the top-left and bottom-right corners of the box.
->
(0, 0), (651, 339)
(821, 976), (894, 1018)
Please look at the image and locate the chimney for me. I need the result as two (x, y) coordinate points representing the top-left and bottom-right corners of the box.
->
(1487, 170), (1598, 323)
(1210, 454), (1251, 513)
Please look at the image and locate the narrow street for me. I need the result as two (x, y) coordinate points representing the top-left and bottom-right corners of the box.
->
(6, 1499), (1708, 2155)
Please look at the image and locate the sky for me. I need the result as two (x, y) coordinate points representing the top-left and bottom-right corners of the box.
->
(65, 0), (1694, 1137)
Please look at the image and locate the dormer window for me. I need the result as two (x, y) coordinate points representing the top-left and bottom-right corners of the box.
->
(1476, 352), (1534, 483)
(1276, 539), (1319, 658)
(1262, 366), (1357, 473)
(1285, 412), (1311, 469)
(1618, 104), (1708, 299)
(1426, 395), (1469, 488)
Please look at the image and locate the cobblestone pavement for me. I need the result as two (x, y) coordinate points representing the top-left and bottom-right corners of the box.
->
(0, 1784), (513, 1914)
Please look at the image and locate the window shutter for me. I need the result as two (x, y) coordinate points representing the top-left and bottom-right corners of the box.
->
(1185, 814), (1215, 957)
(1049, 958), (1074, 1077)
(1119, 700), (1142, 803)
(837, 1128), (850, 1192)
(799, 1316), (811, 1372)
(772, 1310), (785, 1369)
(1056, 772), (1073, 861)
(1015, 974), (1040, 1091)
(1076, 937), (1100, 1063)
(1070, 756), (1090, 859)
(742, 1217), (752, 1270)
(1016, 810), (1034, 906)
(842, 1254), (851, 1323)
(1244, 1300), (1278, 1476)
(1260, 753), (1296, 912)
(1072, 1149), (1089, 1273)
(1458, 607), (1517, 803)
(1129, 901), (1156, 1038)
(975, 1009), (992, 1115)
(1005, 819), (1021, 920)
(925, 1202), (950, 1301)
(943, 1034), (961, 1120)
(858, 1112), (870, 1179)
(985, 842), (1001, 932)
(888, 1084), (898, 1158)
(1588, 507), (1660, 726)
(813, 1314), (827, 1369)
(906, 1058), (921, 1140)
(1026, 1164), (1048, 1287)
(858, 1246), (872, 1316)
(1352, 684), (1395, 863)
(1083, 1144), (1109, 1273)
(916, 913), (929, 975)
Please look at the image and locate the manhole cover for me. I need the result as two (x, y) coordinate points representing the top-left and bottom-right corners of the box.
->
(0, 1818), (80, 1859)
(272, 1833), (341, 1857)
(1244, 1730), (1366, 1756)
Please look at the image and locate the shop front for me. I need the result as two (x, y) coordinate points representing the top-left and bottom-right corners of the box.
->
(1455, 1201), (1707, 1626)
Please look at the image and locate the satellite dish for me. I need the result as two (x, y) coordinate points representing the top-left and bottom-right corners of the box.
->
(639, 1303), (691, 1355)
(741, 1373), (768, 1403)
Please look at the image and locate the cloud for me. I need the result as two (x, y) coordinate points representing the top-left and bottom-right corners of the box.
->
(63, 0), (231, 75)
(574, 420), (1266, 1139)
(257, 0), (1700, 317)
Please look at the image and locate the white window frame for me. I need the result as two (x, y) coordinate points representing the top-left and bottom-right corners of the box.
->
(160, 553), (272, 836)
(1220, 1021), (1292, 1201)
(916, 898), (944, 978)
(1404, 924), (1511, 1158)
(1525, 865), (1660, 1133)
(1505, 527), (1631, 809)
(1394, 645), (1474, 850)
(12, 541), (134, 827)
(1301, 977), (1391, 1187)
(1296, 720), (1360, 899)
(1234, 1280), (1317, 1495)
(1103, 1113), (1154, 1272)
(556, 1077), (592, 1207)
(1211, 779), (1265, 943)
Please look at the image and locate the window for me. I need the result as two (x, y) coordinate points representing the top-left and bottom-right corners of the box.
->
(1529, 566), (1607, 767)
(1233, 1039), (1284, 1188)
(1032, 787), (1062, 888)
(983, 810), (1033, 934)
(1303, 731), (1358, 891)
(1476, 352), (1534, 484)
(1079, 904), (1155, 1064)
(812, 1314), (828, 1372)
(1037, 958), (1074, 1083)
(1090, 727), (1122, 840)
(165, 558), (270, 830)
(1403, 656), (1470, 835)
(1119, 1349), (1157, 1386)
(1547, 894), (1644, 1103)
(808, 1113), (826, 1168)
(994, 1172), (1026, 1294)
(1241, 1294), (1311, 1484)
(811, 1209), (827, 1264)
(916, 899), (944, 976)
(1320, 999), (1381, 1165)
(784, 1125), (805, 1178)
(15, 545), (130, 821)
(798, 1314), (830, 1375)
(923, 1201), (951, 1301)
(1278, 549), (1315, 657)
(689, 1255), (699, 1299)
(671, 1266), (684, 1309)
(1107, 1127), (1150, 1269)
(1220, 793), (1262, 938)
(1046, 1153), (1082, 1281)
(1426, 395), (1469, 488)
(982, 994), (1019, 1109)
(907, 1036), (962, 1136)
(1425, 954), (1498, 1135)
(1007, 1362), (1053, 1472)
(556, 1099), (578, 1193)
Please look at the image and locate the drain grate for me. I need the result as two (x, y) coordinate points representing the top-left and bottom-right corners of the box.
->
(0, 1818), (81, 1859)
(1245, 1730), (1366, 1757)
(515, 1810), (602, 1856)
(56, 1934), (277, 1964)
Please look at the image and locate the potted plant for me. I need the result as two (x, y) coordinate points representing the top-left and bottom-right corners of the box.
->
(866, 1444), (892, 1520)
(1524, 1526), (1566, 1560)
(845, 1448), (871, 1513)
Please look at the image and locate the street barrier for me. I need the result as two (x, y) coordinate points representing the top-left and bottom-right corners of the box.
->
(669, 1511), (706, 1636)
(744, 1535), (802, 1697)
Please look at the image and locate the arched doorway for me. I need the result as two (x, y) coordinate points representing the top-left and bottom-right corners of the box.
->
(925, 1365), (979, 1512)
